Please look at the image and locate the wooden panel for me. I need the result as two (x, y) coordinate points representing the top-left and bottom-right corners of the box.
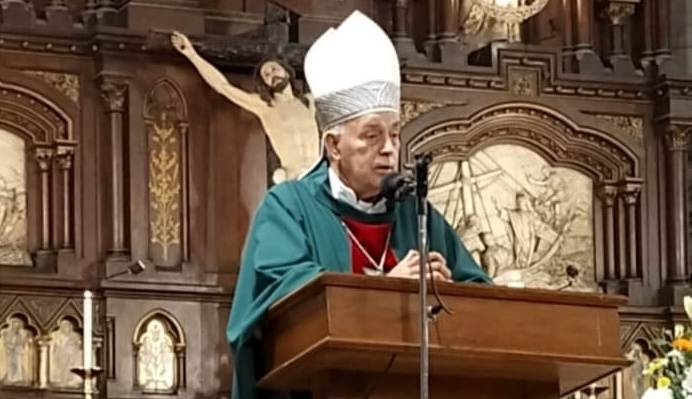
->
(260, 274), (629, 396)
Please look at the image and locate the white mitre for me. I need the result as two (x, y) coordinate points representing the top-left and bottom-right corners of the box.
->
(304, 10), (400, 131)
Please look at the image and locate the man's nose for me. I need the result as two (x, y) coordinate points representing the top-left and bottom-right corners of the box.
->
(380, 135), (396, 154)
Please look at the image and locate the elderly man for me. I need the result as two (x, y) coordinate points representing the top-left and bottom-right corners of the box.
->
(227, 11), (490, 399)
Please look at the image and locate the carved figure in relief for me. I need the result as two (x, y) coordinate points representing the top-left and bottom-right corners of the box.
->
(49, 319), (82, 388)
(455, 214), (485, 264)
(495, 192), (557, 269)
(0, 128), (30, 266)
(0, 316), (34, 385)
(170, 32), (320, 183)
(428, 144), (595, 290)
(137, 319), (175, 391)
(526, 166), (568, 225)
(479, 232), (513, 277)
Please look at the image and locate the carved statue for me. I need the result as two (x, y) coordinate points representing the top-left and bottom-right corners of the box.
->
(137, 319), (175, 391)
(460, 0), (550, 45)
(170, 32), (320, 183)
(49, 319), (82, 388)
(0, 317), (34, 385)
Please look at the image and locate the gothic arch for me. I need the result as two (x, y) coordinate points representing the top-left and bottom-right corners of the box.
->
(143, 78), (188, 122)
(132, 309), (186, 393)
(0, 67), (77, 144)
(403, 103), (639, 182)
(143, 78), (190, 268)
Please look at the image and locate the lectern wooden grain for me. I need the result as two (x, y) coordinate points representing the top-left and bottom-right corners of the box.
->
(258, 273), (629, 399)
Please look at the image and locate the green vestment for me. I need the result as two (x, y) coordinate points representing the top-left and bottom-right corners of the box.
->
(227, 160), (491, 398)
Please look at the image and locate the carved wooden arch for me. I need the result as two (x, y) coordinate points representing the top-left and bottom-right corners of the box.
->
(143, 78), (188, 122)
(132, 308), (186, 346)
(620, 322), (662, 353)
(132, 308), (187, 393)
(0, 67), (77, 144)
(0, 297), (43, 334)
(403, 103), (639, 182)
(1, 311), (40, 336)
(0, 68), (80, 268)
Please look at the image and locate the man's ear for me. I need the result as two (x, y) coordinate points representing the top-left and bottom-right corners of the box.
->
(324, 132), (341, 162)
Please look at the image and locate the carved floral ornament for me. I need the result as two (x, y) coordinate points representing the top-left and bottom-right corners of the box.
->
(592, 113), (644, 147)
(407, 105), (639, 181)
(601, 2), (637, 25)
(22, 71), (80, 104)
(664, 125), (692, 151)
(400, 101), (446, 126)
(100, 79), (128, 112)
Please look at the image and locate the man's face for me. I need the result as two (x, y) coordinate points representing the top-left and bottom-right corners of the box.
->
(326, 111), (400, 200)
(260, 61), (289, 92)
(517, 196), (530, 211)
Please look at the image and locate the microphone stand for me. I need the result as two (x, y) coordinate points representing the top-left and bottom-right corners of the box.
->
(414, 154), (432, 399)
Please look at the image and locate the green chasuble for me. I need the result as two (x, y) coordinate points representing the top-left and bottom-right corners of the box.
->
(227, 160), (491, 399)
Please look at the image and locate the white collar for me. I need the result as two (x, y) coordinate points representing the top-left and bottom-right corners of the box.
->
(328, 167), (387, 214)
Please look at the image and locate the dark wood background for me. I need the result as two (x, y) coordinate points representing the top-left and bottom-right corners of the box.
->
(0, 0), (691, 397)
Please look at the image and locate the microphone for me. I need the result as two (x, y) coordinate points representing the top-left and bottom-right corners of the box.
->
(557, 264), (580, 291)
(380, 172), (413, 201)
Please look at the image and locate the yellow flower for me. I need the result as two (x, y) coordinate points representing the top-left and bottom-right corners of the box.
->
(644, 358), (668, 375)
(672, 338), (692, 351)
(657, 376), (672, 389)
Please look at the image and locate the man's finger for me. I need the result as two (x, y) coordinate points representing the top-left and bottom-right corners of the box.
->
(429, 251), (446, 265)
(429, 261), (452, 279)
(427, 271), (451, 282)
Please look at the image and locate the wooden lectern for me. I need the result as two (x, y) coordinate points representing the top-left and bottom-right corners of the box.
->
(259, 273), (629, 399)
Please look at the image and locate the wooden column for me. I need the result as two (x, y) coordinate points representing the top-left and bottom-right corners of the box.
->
(601, 1), (637, 74)
(56, 147), (74, 249)
(437, 0), (459, 42)
(425, 0), (437, 57)
(664, 125), (690, 284)
(620, 181), (641, 279)
(599, 184), (618, 281)
(35, 148), (54, 251)
(100, 77), (129, 257)
(573, 0), (603, 72)
(392, 0), (419, 58)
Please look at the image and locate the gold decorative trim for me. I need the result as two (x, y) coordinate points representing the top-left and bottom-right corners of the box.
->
(148, 117), (181, 262)
(400, 101), (446, 127)
(593, 114), (644, 146)
(23, 71), (80, 103)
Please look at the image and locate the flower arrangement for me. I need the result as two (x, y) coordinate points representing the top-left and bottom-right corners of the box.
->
(642, 297), (692, 399)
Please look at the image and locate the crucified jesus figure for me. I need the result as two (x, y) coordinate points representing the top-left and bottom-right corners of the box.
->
(171, 31), (320, 183)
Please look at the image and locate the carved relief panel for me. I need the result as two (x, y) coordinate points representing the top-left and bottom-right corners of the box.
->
(407, 104), (642, 291)
(0, 129), (29, 266)
(429, 144), (596, 290)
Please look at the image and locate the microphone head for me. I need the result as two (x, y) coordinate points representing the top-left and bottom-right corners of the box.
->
(380, 173), (409, 201)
